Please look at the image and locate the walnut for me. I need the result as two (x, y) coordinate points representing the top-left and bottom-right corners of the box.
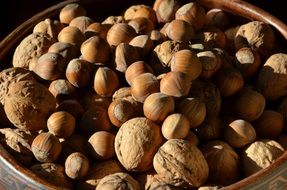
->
(13, 33), (56, 69)
(200, 140), (240, 185)
(96, 172), (141, 190)
(0, 128), (37, 166)
(0, 67), (35, 104)
(30, 163), (73, 189)
(153, 139), (209, 188)
(77, 160), (124, 190)
(242, 139), (285, 177)
(115, 117), (163, 172)
(257, 53), (287, 100)
(4, 80), (56, 131)
(235, 21), (275, 57)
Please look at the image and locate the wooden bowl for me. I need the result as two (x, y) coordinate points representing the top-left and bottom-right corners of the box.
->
(0, 0), (287, 189)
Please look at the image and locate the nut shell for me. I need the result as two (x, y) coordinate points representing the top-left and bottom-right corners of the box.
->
(115, 117), (163, 171)
(4, 81), (56, 131)
(65, 152), (90, 180)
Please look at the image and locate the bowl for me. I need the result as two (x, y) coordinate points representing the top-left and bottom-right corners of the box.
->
(0, 0), (287, 189)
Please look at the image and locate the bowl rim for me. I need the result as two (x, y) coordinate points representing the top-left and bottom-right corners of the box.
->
(0, 0), (287, 189)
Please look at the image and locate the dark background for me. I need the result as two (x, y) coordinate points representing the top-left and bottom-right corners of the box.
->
(0, 0), (286, 41)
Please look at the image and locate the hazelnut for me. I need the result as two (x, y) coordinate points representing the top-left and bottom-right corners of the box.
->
(80, 106), (112, 136)
(166, 19), (195, 42)
(185, 131), (199, 146)
(129, 35), (154, 57)
(59, 3), (87, 24)
(153, 139), (209, 188)
(149, 29), (167, 45)
(196, 26), (226, 49)
(94, 67), (120, 97)
(125, 61), (153, 85)
(88, 131), (115, 160)
(79, 89), (112, 110)
(134, 6), (157, 25)
(33, 18), (64, 38)
(224, 25), (240, 54)
(48, 79), (77, 103)
(201, 140), (240, 185)
(48, 42), (79, 63)
(85, 22), (110, 39)
(197, 50), (222, 79)
(153, 0), (180, 23)
(205, 9), (230, 30)
(175, 2), (206, 30)
(124, 4), (149, 21)
(257, 53), (287, 100)
(102, 16), (125, 25)
(108, 98), (142, 127)
(31, 132), (62, 162)
(13, 33), (55, 69)
(4, 80), (56, 131)
(69, 16), (94, 33)
(242, 140), (284, 176)
(58, 26), (86, 47)
(113, 43), (141, 73)
(47, 111), (76, 138)
(160, 71), (191, 98)
(115, 117), (163, 171)
(66, 58), (92, 88)
(176, 97), (206, 128)
(253, 110), (284, 138)
(234, 47), (261, 78)
(215, 67), (244, 97)
(170, 49), (202, 80)
(81, 36), (111, 63)
(143, 92), (174, 122)
(131, 73), (160, 103)
(65, 152), (90, 180)
(161, 113), (190, 139)
(196, 117), (223, 142)
(56, 99), (84, 119)
(224, 119), (256, 148)
(106, 23), (136, 47)
(96, 172), (141, 190)
(234, 88), (265, 121)
(128, 17), (155, 35)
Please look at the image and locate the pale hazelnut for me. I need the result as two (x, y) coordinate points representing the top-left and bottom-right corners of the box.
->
(48, 79), (77, 103)
(59, 3), (87, 24)
(65, 152), (90, 180)
(161, 113), (190, 139)
(153, 0), (180, 23)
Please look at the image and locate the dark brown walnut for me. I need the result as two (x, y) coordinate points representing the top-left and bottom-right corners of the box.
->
(77, 160), (124, 190)
(235, 21), (275, 57)
(0, 128), (37, 166)
(200, 140), (240, 185)
(33, 18), (64, 38)
(115, 117), (163, 171)
(257, 53), (287, 101)
(13, 32), (56, 69)
(30, 163), (73, 189)
(0, 67), (35, 104)
(4, 80), (56, 131)
(96, 172), (141, 190)
(153, 139), (209, 188)
(242, 139), (285, 177)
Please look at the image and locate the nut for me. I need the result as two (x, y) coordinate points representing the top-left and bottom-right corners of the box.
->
(102, 16), (125, 25)
(94, 67), (120, 97)
(96, 172), (141, 190)
(196, 26), (226, 49)
(224, 119), (256, 148)
(69, 16), (94, 33)
(59, 3), (87, 24)
(48, 42), (79, 63)
(153, 139), (209, 188)
(200, 140), (240, 185)
(242, 139), (285, 176)
(58, 26), (86, 47)
(205, 9), (230, 30)
(88, 131), (115, 160)
(196, 117), (223, 142)
(129, 35), (154, 57)
(125, 61), (153, 86)
(85, 22), (110, 39)
(31, 132), (62, 162)
(33, 18), (64, 38)
(4, 80), (56, 131)
(128, 17), (155, 35)
(166, 19), (195, 41)
(161, 113), (190, 139)
(124, 4), (149, 21)
(56, 99), (84, 120)
(153, 0), (180, 23)
(143, 92), (174, 122)
(47, 111), (76, 138)
(65, 152), (90, 180)
(106, 23), (136, 47)
(13, 33), (56, 69)
(48, 79), (77, 103)
(115, 117), (163, 171)
(197, 50), (222, 79)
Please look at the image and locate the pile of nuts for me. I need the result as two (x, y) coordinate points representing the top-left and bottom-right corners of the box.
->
(1, 0), (287, 189)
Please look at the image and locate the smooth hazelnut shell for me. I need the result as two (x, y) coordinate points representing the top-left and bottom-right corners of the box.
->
(65, 152), (90, 180)
(125, 61), (153, 86)
(166, 19), (195, 41)
(69, 16), (94, 33)
(58, 26), (86, 47)
(59, 3), (87, 24)
(106, 23), (136, 47)
(161, 113), (190, 139)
